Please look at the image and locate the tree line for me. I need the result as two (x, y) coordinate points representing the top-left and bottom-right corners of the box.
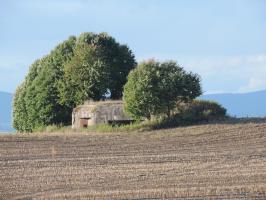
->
(13, 32), (204, 132)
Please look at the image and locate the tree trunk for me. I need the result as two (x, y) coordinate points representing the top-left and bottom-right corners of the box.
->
(167, 105), (171, 118)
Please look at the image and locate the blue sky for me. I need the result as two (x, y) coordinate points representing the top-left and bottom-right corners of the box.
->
(1, 0), (266, 94)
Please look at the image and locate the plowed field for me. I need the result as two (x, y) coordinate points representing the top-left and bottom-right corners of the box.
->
(0, 122), (266, 199)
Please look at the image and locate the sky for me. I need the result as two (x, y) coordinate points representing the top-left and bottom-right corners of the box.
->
(1, 0), (266, 94)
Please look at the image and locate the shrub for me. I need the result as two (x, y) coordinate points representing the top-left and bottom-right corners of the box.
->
(179, 100), (227, 122)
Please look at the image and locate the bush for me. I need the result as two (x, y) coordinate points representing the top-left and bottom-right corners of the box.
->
(179, 100), (227, 122)
(146, 100), (227, 129)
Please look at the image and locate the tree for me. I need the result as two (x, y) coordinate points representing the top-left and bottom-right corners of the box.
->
(123, 60), (202, 120)
(58, 43), (109, 108)
(158, 61), (202, 117)
(57, 32), (136, 107)
(123, 60), (162, 120)
(13, 83), (29, 132)
(75, 32), (136, 99)
(13, 32), (136, 132)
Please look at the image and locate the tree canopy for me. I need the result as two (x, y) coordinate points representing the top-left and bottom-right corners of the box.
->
(13, 32), (136, 132)
(123, 60), (202, 120)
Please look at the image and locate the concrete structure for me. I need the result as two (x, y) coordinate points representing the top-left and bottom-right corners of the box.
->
(72, 100), (132, 129)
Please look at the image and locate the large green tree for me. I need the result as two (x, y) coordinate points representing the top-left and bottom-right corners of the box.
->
(58, 43), (109, 108)
(123, 60), (202, 120)
(158, 61), (202, 117)
(13, 32), (136, 132)
(123, 60), (162, 120)
(13, 36), (76, 132)
(73, 32), (136, 99)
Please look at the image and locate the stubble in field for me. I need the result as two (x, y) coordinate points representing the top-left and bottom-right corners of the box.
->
(0, 122), (265, 199)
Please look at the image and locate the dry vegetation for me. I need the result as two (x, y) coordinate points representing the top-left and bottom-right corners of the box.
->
(0, 121), (266, 199)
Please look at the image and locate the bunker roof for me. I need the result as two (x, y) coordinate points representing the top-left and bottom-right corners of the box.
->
(73, 100), (124, 111)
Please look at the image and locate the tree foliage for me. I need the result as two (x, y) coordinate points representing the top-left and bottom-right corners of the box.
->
(71, 32), (136, 99)
(58, 43), (109, 108)
(13, 32), (136, 132)
(123, 60), (202, 120)
(123, 61), (162, 120)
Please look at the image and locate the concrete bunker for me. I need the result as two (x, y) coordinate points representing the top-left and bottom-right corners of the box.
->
(72, 100), (132, 129)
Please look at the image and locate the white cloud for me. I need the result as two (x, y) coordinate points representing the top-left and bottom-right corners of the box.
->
(182, 55), (244, 76)
(178, 54), (266, 94)
(238, 77), (266, 93)
(246, 54), (266, 64)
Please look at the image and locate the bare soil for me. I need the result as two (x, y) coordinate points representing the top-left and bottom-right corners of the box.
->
(0, 122), (266, 199)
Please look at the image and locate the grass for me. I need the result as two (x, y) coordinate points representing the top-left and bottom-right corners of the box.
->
(31, 120), (198, 135)
(21, 116), (266, 136)
(29, 120), (163, 134)
(87, 120), (160, 132)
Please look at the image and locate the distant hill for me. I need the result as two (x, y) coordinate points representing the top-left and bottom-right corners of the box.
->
(0, 92), (14, 132)
(201, 90), (266, 117)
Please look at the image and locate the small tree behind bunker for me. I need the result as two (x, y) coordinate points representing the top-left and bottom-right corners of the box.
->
(123, 60), (202, 120)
